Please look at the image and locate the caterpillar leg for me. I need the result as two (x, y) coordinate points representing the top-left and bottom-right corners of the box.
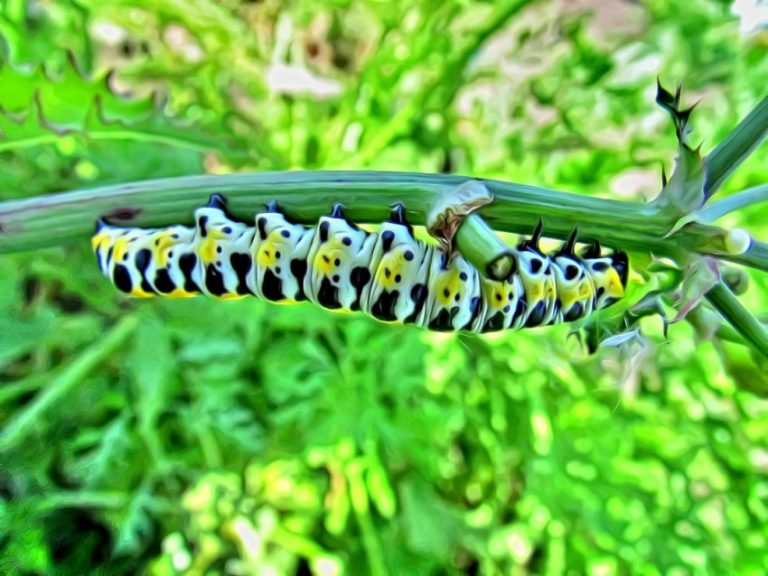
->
(305, 203), (378, 311)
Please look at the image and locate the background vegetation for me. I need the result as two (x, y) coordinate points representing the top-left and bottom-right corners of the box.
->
(1, 0), (767, 574)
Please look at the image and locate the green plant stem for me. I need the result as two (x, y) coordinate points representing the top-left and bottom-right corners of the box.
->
(0, 316), (138, 449)
(345, 459), (387, 576)
(2, 171), (763, 270)
(270, 527), (335, 563)
(455, 213), (515, 279)
(706, 284), (768, 361)
(35, 491), (129, 511)
(704, 94), (768, 199)
(719, 239), (768, 271)
(696, 184), (768, 222)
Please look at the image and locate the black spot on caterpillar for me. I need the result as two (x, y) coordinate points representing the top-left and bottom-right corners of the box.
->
(113, 264), (133, 293)
(179, 254), (201, 293)
(262, 268), (284, 301)
(91, 194), (629, 332)
(154, 268), (176, 294)
(205, 264), (226, 296)
(372, 289), (400, 321)
(230, 253), (252, 295)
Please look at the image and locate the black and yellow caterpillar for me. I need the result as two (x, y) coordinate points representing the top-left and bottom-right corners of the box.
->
(92, 194), (628, 332)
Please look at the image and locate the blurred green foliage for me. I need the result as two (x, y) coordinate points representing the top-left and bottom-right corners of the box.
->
(1, 0), (768, 574)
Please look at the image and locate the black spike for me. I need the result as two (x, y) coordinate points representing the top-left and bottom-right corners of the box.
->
(656, 78), (677, 113)
(266, 200), (280, 213)
(661, 164), (667, 187)
(557, 228), (578, 257)
(206, 193), (227, 210)
(330, 203), (345, 219)
(519, 219), (543, 252)
(95, 218), (108, 232)
(581, 240), (602, 259)
(677, 104), (696, 127)
(390, 203), (408, 225)
(656, 79), (698, 146)
(390, 203), (414, 236)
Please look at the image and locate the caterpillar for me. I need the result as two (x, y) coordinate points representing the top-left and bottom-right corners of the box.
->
(91, 194), (628, 332)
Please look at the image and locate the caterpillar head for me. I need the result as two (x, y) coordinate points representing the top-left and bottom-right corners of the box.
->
(92, 220), (127, 273)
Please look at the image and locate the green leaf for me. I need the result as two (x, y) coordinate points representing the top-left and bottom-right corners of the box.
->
(0, 309), (54, 366)
(400, 478), (468, 558)
(127, 314), (174, 429)
(68, 412), (138, 488)
(113, 487), (155, 556)
(0, 60), (243, 158)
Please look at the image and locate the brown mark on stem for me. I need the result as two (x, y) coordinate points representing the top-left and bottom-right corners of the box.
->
(103, 207), (142, 223)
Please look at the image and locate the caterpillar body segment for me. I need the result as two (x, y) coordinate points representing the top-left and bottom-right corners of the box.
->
(306, 205), (377, 311)
(252, 208), (314, 303)
(420, 252), (482, 331)
(92, 195), (629, 333)
(477, 272), (526, 332)
(514, 224), (558, 328)
(193, 196), (256, 299)
(362, 206), (433, 323)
